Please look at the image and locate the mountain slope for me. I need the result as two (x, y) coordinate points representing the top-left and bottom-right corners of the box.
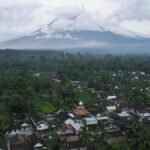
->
(0, 25), (150, 54)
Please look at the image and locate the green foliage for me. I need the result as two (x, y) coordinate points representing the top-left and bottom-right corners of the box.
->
(77, 90), (96, 107)
(79, 126), (92, 145)
(0, 50), (149, 143)
(35, 100), (55, 113)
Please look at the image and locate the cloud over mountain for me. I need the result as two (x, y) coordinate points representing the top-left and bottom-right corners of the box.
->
(0, 0), (150, 42)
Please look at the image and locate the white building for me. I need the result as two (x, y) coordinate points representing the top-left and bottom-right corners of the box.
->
(107, 96), (117, 100)
(117, 111), (131, 118)
(7, 122), (33, 137)
(106, 106), (116, 112)
(30, 113), (49, 131)
(83, 117), (98, 125)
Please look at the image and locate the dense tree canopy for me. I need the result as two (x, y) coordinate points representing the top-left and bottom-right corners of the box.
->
(0, 50), (149, 149)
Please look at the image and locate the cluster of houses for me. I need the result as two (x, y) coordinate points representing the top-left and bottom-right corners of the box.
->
(1, 71), (150, 150)
(2, 94), (150, 150)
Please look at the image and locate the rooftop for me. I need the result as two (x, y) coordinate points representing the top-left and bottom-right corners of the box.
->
(73, 107), (89, 117)
(66, 135), (79, 142)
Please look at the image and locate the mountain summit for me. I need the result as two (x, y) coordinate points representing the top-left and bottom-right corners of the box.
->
(0, 19), (150, 54)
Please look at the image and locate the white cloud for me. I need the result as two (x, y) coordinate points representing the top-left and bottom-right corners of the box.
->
(0, 0), (150, 41)
(120, 20), (150, 38)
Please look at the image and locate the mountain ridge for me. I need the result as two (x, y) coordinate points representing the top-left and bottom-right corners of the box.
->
(0, 25), (150, 54)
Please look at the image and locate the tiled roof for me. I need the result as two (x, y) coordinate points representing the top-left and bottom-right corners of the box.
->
(30, 112), (43, 124)
(73, 107), (89, 116)
(52, 79), (62, 83)
(62, 124), (73, 132)
(116, 100), (128, 106)
(66, 135), (79, 142)
(56, 111), (69, 123)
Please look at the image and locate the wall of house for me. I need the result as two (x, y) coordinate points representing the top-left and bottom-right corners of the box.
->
(8, 127), (33, 136)
(37, 123), (49, 131)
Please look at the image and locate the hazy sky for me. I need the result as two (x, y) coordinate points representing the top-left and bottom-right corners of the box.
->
(0, 0), (150, 41)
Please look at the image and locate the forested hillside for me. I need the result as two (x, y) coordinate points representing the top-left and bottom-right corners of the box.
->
(0, 50), (150, 74)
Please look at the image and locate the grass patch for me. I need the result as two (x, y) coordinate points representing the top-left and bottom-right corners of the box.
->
(35, 100), (55, 113)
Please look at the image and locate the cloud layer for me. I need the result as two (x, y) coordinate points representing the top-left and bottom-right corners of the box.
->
(0, 0), (150, 41)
